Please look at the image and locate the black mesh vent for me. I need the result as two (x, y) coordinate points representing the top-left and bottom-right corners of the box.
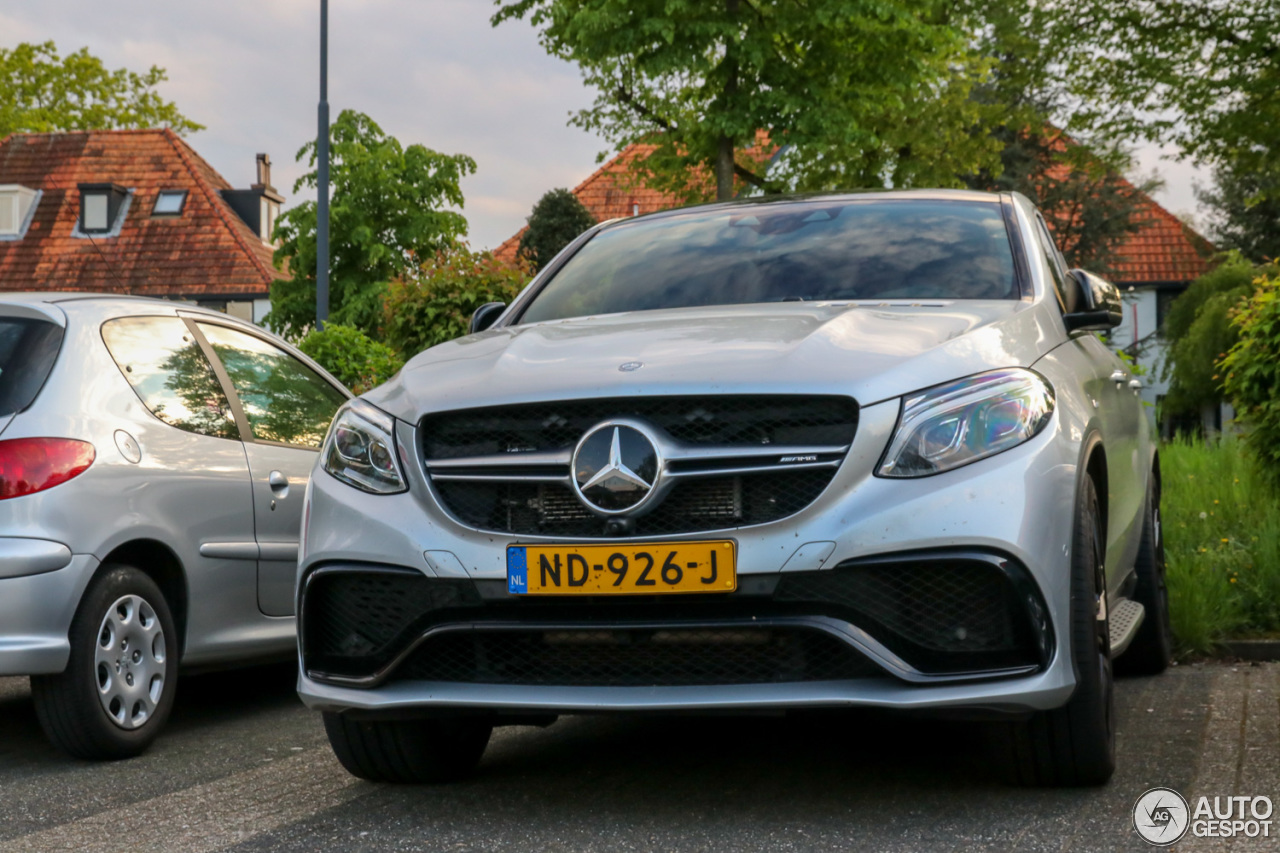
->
(392, 627), (880, 686)
(302, 569), (481, 677)
(301, 556), (1047, 686)
(774, 560), (1036, 671)
(433, 470), (832, 537)
(420, 395), (858, 459)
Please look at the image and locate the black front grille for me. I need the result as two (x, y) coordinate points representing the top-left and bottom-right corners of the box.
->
(434, 469), (832, 537)
(393, 626), (879, 686)
(422, 395), (857, 537)
(421, 395), (858, 459)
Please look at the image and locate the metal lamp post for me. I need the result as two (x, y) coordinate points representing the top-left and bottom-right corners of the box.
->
(316, 0), (330, 328)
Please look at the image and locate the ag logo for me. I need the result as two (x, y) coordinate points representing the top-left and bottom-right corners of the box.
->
(1133, 787), (1190, 846)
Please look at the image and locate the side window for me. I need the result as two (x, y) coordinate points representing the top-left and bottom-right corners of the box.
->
(102, 316), (239, 439)
(196, 323), (347, 448)
(1034, 214), (1072, 313)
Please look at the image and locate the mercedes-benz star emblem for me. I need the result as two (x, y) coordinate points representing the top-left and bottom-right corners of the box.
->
(571, 421), (661, 515)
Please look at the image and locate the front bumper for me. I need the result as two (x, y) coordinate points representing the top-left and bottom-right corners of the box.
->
(298, 397), (1082, 716)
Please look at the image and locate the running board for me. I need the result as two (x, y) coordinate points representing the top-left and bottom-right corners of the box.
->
(1109, 598), (1146, 657)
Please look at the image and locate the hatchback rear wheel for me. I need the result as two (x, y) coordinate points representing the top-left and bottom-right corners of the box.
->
(32, 565), (178, 760)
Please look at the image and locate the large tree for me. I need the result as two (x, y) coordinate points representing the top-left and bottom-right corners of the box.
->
(959, 0), (1162, 272)
(0, 41), (201, 137)
(266, 110), (475, 340)
(1066, 1), (1280, 198)
(493, 0), (1001, 202)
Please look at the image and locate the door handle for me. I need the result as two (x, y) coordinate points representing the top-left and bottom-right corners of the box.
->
(1110, 370), (1127, 385)
(268, 470), (289, 498)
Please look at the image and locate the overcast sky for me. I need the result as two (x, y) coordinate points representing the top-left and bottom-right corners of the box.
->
(1, 1), (1214, 250)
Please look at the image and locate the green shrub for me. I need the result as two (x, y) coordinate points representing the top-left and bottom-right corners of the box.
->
(1222, 271), (1280, 485)
(1161, 436), (1280, 654)
(382, 248), (531, 358)
(297, 323), (404, 395)
(1161, 252), (1269, 420)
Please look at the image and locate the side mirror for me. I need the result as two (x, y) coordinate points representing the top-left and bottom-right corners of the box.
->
(469, 301), (507, 335)
(1063, 270), (1122, 332)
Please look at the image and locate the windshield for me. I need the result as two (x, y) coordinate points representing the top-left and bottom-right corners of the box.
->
(0, 317), (64, 417)
(518, 199), (1019, 324)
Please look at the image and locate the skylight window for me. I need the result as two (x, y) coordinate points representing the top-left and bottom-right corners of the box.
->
(77, 183), (130, 237)
(83, 193), (109, 231)
(153, 190), (188, 216)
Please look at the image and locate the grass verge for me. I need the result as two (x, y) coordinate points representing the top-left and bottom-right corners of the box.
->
(1162, 435), (1280, 656)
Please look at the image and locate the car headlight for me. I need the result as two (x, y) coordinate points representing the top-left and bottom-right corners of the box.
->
(321, 400), (407, 494)
(876, 368), (1055, 478)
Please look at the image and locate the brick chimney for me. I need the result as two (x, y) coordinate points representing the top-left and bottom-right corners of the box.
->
(221, 153), (285, 244)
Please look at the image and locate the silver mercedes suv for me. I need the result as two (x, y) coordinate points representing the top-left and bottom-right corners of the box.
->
(298, 191), (1171, 787)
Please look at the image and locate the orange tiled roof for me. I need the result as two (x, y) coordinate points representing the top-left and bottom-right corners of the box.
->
(494, 144), (681, 264)
(1104, 194), (1214, 283)
(0, 129), (284, 298)
(497, 142), (1214, 285)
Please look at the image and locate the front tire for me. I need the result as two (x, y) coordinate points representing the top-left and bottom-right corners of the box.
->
(323, 713), (493, 783)
(32, 565), (178, 760)
(1000, 476), (1115, 786)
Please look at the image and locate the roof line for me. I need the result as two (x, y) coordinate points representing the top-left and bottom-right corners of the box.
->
(2, 128), (181, 141)
(161, 128), (280, 285)
(570, 144), (650, 196)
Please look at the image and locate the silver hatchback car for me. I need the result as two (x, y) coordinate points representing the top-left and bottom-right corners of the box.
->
(299, 191), (1172, 787)
(0, 294), (349, 758)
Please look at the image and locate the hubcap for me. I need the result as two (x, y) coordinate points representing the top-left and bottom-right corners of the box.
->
(93, 594), (166, 730)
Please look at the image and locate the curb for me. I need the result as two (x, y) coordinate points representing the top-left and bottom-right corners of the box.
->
(1217, 640), (1280, 662)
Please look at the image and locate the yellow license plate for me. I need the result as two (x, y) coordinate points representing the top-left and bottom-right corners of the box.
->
(506, 541), (736, 595)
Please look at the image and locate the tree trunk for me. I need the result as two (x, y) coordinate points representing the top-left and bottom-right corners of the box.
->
(716, 135), (734, 202)
(716, 0), (739, 202)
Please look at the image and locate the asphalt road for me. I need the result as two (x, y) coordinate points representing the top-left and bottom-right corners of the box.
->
(0, 662), (1276, 852)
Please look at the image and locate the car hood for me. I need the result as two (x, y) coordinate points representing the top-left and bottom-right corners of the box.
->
(367, 301), (1063, 419)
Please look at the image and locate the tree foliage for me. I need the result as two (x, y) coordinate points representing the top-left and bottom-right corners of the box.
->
(0, 41), (201, 137)
(382, 248), (531, 358)
(1066, 1), (1280, 198)
(297, 323), (404, 396)
(1162, 254), (1271, 420)
(267, 110), (475, 340)
(958, 2), (1161, 273)
(493, 0), (1001, 202)
(1222, 270), (1280, 485)
(966, 129), (1162, 273)
(518, 188), (596, 271)
(1200, 158), (1280, 264)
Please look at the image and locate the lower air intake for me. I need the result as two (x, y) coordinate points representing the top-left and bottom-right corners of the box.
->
(391, 626), (880, 686)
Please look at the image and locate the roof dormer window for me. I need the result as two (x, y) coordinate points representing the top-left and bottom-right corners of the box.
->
(77, 183), (130, 236)
(0, 184), (40, 239)
(152, 190), (188, 216)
